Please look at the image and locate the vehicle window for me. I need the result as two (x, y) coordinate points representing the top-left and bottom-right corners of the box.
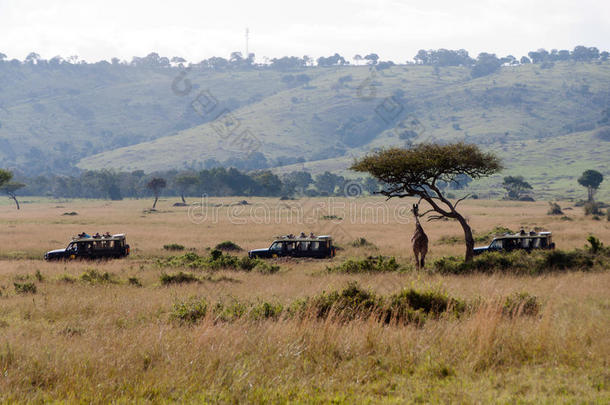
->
(531, 238), (541, 248)
(490, 239), (503, 249)
(298, 241), (310, 251)
(270, 242), (282, 251)
(285, 242), (296, 251)
(540, 238), (547, 248)
(310, 241), (320, 251)
(521, 238), (531, 248)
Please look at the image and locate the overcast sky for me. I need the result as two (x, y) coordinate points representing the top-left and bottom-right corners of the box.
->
(1, 0), (609, 63)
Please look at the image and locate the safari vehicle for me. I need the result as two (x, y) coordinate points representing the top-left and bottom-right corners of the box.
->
(473, 231), (554, 256)
(248, 235), (336, 259)
(44, 234), (130, 260)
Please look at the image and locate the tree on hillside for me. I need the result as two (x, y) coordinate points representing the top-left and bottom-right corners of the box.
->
(364, 53), (379, 65)
(471, 53), (502, 78)
(174, 174), (198, 204)
(314, 171), (345, 195)
(578, 170), (603, 202)
(147, 178), (166, 209)
(282, 171), (313, 195)
(502, 176), (533, 200)
(351, 143), (502, 262)
(1, 182), (25, 210)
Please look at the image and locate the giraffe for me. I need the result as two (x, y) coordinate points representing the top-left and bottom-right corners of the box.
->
(411, 203), (429, 269)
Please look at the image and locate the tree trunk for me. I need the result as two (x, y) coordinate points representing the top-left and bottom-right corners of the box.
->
(181, 193), (186, 204)
(588, 187), (594, 203)
(152, 195), (158, 209)
(9, 193), (19, 210)
(456, 214), (474, 262)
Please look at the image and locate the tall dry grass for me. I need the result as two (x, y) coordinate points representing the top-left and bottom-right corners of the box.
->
(0, 197), (608, 402)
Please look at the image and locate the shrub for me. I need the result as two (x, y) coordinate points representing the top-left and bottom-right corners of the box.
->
(586, 235), (607, 254)
(326, 256), (401, 273)
(547, 202), (563, 215)
(171, 297), (208, 323)
(214, 241), (243, 252)
(383, 287), (465, 325)
(321, 215), (342, 220)
(14, 282), (36, 294)
(350, 237), (376, 248)
(302, 282), (382, 321)
(34, 270), (44, 282)
(160, 272), (199, 285)
(80, 269), (117, 284)
(607, 208), (610, 221)
(158, 251), (279, 274)
(433, 247), (603, 275)
(584, 202), (602, 216)
(503, 292), (541, 317)
(58, 274), (76, 283)
(212, 300), (248, 322)
(163, 243), (185, 251)
(248, 301), (284, 321)
(128, 277), (142, 287)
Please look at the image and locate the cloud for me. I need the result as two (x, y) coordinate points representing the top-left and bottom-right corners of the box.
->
(0, 0), (608, 63)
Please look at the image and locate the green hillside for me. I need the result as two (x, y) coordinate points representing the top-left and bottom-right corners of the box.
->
(1, 60), (609, 199)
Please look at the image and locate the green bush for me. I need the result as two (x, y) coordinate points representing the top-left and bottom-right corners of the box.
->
(326, 256), (401, 273)
(163, 243), (185, 251)
(14, 282), (37, 294)
(160, 272), (199, 285)
(128, 277), (142, 287)
(584, 202), (602, 216)
(547, 202), (563, 215)
(350, 237), (376, 248)
(214, 241), (243, 252)
(294, 282), (464, 325)
(34, 270), (44, 282)
(158, 251), (279, 274)
(503, 292), (541, 317)
(80, 269), (117, 284)
(171, 297), (208, 323)
(433, 246), (605, 275)
(168, 283), (531, 326)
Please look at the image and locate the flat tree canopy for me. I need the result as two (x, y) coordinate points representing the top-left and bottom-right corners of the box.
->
(351, 142), (502, 261)
(0, 169), (12, 187)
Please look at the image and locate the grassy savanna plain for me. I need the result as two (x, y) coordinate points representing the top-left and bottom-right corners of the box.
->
(0, 197), (608, 403)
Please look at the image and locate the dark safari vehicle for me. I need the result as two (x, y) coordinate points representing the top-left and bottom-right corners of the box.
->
(473, 230), (554, 256)
(249, 235), (336, 259)
(45, 233), (130, 260)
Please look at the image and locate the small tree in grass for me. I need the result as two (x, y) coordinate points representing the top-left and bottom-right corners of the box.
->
(502, 176), (532, 200)
(147, 177), (166, 209)
(2, 182), (26, 210)
(351, 142), (502, 262)
(173, 174), (198, 204)
(578, 170), (603, 203)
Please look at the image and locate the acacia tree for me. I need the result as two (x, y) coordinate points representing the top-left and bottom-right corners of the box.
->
(502, 176), (533, 200)
(147, 177), (166, 209)
(173, 174), (198, 204)
(578, 170), (603, 202)
(0, 169), (11, 188)
(2, 182), (26, 210)
(351, 143), (502, 262)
